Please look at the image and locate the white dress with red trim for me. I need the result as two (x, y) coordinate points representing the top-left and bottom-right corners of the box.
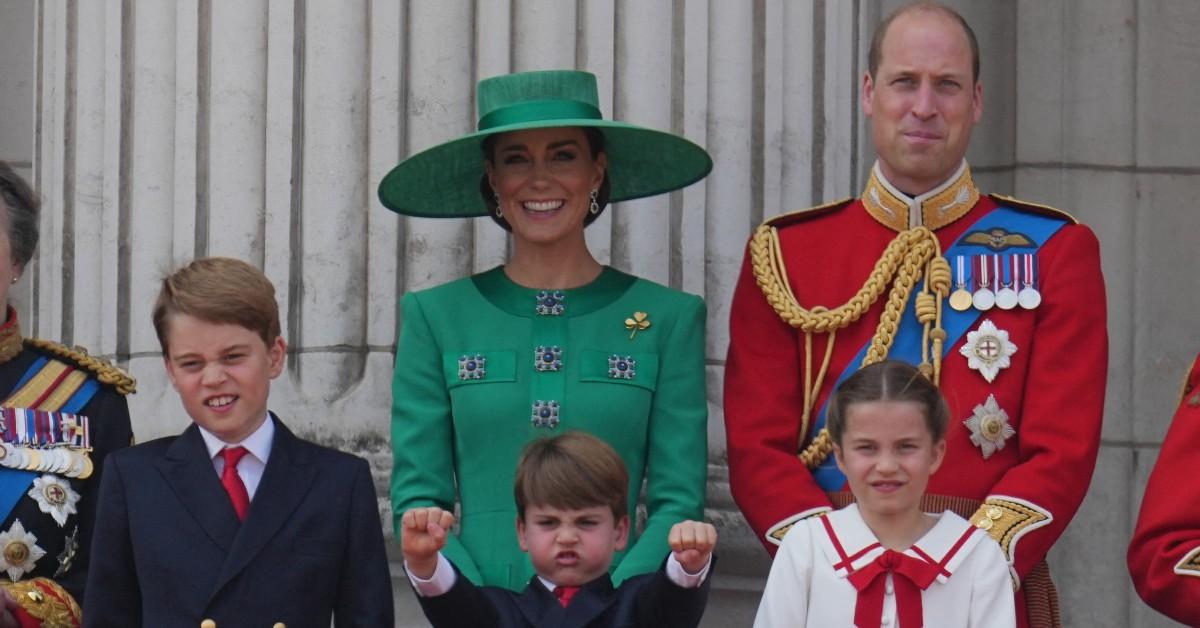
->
(754, 504), (1015, 628)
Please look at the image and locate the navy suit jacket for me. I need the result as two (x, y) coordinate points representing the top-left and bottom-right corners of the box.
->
(416, 560), (711, 628)
(82, 415), (393, 627)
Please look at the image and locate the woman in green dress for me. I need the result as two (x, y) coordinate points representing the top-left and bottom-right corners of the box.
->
(380, 70), (712, 591)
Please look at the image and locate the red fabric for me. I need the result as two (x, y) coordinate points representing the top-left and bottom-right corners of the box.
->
(553, 585), (581, 607)
(847, 549), (939, 628)
(220, 446), (251, 521)
(724, 196), (1107, 628)
(1128, 352), (1200, 625)
(10, 605), (40, 628)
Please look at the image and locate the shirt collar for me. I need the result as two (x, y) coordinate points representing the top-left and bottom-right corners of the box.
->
(861, 160), (979, 231)
(198, 413), (275, 464)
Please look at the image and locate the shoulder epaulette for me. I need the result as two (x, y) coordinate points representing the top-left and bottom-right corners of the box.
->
(23, 338), (137, 395)
(761, 197), (855, 230)
(989, 193), (1080, 225)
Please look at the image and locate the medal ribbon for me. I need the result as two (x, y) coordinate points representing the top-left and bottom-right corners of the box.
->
(811, 205), (1070, 489)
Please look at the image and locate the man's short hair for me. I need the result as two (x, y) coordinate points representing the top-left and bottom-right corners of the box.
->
(513, 431), (629, 521)
(867, 1), (981, 83)
(152, 257), (282, 354)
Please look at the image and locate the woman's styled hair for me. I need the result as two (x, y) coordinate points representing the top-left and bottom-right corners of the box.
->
(152, 256), (282, 354)
(513, 431), (629, 521)
(826, 360), (949, 445)
(479, 127), (612, 231)
(0, 161), (40, 269)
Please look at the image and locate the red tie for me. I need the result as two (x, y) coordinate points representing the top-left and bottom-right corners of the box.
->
(553, 586), (581, 607)
(220, 446), (251, 521)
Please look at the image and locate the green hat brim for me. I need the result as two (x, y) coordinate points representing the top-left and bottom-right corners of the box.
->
(378, 119), (713, 218)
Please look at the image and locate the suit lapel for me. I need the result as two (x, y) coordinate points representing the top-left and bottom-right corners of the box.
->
(160, 424), (239, 552)
(517, 575), (617, 628)
(560, 575), (616, 628)
(210, 416), (318, 598)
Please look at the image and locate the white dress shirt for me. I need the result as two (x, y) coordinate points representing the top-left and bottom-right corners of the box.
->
(197, 414), (274, 500)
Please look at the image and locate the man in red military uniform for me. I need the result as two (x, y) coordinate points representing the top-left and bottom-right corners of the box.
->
(1128, 354), (1200, 625)
(723, 4), (1107, 627)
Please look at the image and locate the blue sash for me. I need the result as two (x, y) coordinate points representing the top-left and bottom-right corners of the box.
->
(812, 206), (1069, 490)
(0, 357), (102, 522)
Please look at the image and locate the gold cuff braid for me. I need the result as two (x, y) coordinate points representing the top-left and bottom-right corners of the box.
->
(970, 497), (1051, 559)
(750, 222), (950, 469)
(1, 577), (81, 627)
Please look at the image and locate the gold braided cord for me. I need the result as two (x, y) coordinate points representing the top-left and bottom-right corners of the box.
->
(25, 338), (137, 395)
(750, 223), (949, 469)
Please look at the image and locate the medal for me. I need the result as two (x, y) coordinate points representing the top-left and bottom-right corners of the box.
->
(0, 520), (45, 582)
(995, 255), (1019, 310)
(1018, 253), (1041, 309)
(963, 394), (1016, 459)
(960, 319), (1018, 383)
(972, 256), (995, 311)
(948, 255), (973, 311)
(28, 474), (80, 527)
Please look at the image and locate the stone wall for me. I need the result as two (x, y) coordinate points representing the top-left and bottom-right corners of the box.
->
(3, 1), (1199, 626)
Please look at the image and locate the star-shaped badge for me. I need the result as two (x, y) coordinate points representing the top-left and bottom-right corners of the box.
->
(963, 394), (1016, 459)
(960, 319), (1017, 383)
(29, 474), (80, 527)
(0, 520), (45, 582)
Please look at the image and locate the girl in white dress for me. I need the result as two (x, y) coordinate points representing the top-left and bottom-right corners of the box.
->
(753, 361), (1015, 628)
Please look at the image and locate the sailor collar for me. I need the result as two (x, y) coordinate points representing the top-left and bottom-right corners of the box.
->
(862, 160), (979, 231)
(815, 504), (984, 585)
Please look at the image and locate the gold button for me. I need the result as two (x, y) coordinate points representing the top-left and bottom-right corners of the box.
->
(25, 590), (43, 604)
(975, 518), (993, 531)
(273, 624), (286, 628)
(200, 620), (216, 628)
(986, 506), (1004, 520)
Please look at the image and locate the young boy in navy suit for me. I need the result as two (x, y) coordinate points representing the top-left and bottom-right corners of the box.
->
(82, 257), (393, 627)
(402, 431), (716, 628)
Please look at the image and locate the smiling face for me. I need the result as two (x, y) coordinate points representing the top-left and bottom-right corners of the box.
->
(834, 400), (946, 522)
(163, 314), (286, 444)
(485, 127), (607, 249)
(517, 504), (628, 587)
(862, 8), (982, 194)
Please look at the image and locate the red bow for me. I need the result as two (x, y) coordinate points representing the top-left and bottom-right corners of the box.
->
(846, 549), (940, 628)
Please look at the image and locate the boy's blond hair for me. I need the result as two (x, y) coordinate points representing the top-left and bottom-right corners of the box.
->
(152, 257), (281, 353)
(514, 432), (629, 521)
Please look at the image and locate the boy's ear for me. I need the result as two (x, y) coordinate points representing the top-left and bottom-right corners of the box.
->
(162, 356), (179, 391)
(516, 515), (529, 552)
(267, 336), (287, 378)
(832, 443), (846, 474)
(612, 515), (630, 552)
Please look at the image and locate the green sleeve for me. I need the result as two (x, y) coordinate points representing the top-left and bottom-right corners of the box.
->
(611, 295), (708, 584)
(390, 291), (482, 583)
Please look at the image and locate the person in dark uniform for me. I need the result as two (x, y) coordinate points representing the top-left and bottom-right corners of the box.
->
(0, 161), (135, 627)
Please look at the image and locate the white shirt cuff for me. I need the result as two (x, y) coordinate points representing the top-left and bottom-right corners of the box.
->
(405, 553), (457, 597)
(666, 553), (712, 589)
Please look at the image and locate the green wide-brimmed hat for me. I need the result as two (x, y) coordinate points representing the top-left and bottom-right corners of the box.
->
(378, 70), (713, 217)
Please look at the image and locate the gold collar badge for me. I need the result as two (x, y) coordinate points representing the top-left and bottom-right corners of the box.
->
(862, 161), (979, 231)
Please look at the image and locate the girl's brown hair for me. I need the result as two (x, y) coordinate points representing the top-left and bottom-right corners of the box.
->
(826, 360), (949, 444)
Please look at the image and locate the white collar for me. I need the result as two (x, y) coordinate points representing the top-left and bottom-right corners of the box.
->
(816, 504), (983, 584)
(198, 413), (275, 465)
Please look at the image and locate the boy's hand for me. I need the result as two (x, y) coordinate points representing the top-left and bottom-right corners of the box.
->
(668, 520), (717, 575)
(401, 507), (456, 579)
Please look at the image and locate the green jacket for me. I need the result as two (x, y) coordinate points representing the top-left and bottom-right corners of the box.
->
(391, 266), (708, 590)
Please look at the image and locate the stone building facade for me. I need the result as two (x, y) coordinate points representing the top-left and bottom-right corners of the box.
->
(1, 1), (1198, 626)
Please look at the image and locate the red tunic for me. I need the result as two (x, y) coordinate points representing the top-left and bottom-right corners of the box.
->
(724, 165), (1107, 627)
(1128, 353), (1200, 625)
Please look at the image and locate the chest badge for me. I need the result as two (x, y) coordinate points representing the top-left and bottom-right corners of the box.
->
(28, 474), (80, 527)
(458, 354), (486, 380)
(960, 319), (1017, 383)
(624, 312), (650, 339)
(536, 291), (566, 316)
(0, 520), (45, 582)
(964, 394), (1016, 459)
